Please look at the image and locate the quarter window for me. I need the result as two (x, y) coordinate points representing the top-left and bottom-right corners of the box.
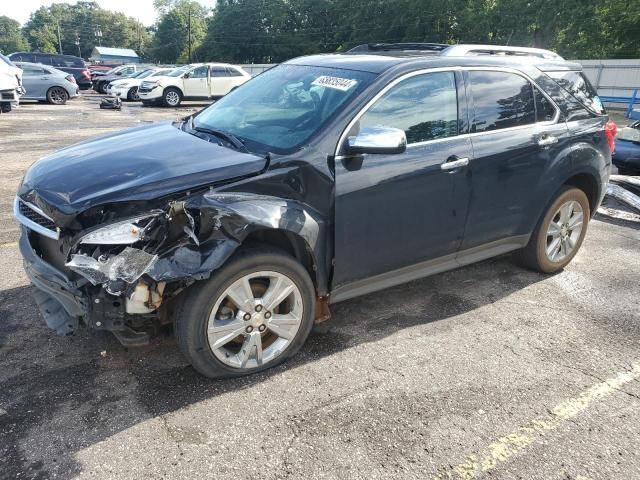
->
(469, 71), (536, 133)
(358, 72), (458, 144)
(534, 87), (556, 122)
(211, 67), (230, 77)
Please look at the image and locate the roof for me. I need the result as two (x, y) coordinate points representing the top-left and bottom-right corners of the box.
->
(92, 47), (139, 58)
(286, 45), (579, 74)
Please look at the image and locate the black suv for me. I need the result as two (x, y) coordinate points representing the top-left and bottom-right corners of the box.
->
(8, 52), (92, 90)
(15, 43), (614, 378)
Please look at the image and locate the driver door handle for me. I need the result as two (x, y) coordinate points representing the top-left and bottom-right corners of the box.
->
(441, 157), (469, 171)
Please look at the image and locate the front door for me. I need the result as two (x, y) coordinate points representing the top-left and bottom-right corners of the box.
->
(183, 65), (210, 98)
(332, 71), (472, 291)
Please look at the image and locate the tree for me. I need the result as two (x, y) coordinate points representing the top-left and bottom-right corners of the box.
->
(22, 2), (151, 59)
(0, 16), (29, 54)
(149, 0), (209, 63)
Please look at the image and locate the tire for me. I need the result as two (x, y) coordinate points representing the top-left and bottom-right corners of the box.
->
(519, 186), (590, 273)
(175, 248), (315, 378)
(47, 87), (68, 105)
(0, 103), (11, 113)
(163, 87), (182, 107)
(127, 86), (140, 101)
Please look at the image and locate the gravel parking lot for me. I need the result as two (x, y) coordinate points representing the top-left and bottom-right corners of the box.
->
(1, 94), (639, 480)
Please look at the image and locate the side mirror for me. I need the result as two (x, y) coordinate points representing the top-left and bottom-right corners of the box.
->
(183, 72), (190, 79)
(346, 126), (407, 155)
(116, 71), (122, 76)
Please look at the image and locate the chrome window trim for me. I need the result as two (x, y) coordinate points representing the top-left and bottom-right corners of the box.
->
(334, 66), (561, 158)
(13, 197), (60, 240)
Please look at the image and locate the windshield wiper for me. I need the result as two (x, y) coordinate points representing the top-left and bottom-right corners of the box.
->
(187, 117), (248, 153)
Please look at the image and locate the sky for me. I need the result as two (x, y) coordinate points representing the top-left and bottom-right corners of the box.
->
(0, 0), (212, 26)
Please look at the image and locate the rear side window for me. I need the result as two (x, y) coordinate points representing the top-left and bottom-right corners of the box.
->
(226, 67), (243, 77)
(52, 55), (85, 68)
(10, 53), (34, 62)
(545, 71), (604, 115)
(469, 71), (536, 133)
(359, 71), (458, 144)
(33, 54), (53, 65)
(534, 87), (556, 122)
(211, 67), (231, 77)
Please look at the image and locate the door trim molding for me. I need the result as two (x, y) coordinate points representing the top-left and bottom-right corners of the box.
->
(329, 234), (530, 304)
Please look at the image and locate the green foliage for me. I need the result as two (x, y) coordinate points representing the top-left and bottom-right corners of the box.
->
(0, 16), (29, 54)
(148, 0), (209, 63)
(12, 0), (640, 63)
(22, 1), (151, 60)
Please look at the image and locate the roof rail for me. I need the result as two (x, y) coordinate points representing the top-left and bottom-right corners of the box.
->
(347, 43), (450, 54)
(442, 44), (564, 60)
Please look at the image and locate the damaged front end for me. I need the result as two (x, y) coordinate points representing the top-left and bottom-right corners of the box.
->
(18, 191), (325, 345)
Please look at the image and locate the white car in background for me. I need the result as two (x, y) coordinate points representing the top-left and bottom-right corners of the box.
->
(107, 67), (175, 101)
(0, 53), (24, 113)
(138, 63), (251, 107)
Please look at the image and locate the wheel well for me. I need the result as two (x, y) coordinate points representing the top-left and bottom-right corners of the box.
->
(242, 229), (316, 287)
(164, 86), (183, 97)
(564, 173), (599, 214)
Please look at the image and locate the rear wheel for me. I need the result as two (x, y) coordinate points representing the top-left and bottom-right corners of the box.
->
(47, 87), (68, 105)
(127, 86), (140, 101)
(163, 87), (182, 107)
(175, 249), (315, 378)
(519, 186), (590, 273)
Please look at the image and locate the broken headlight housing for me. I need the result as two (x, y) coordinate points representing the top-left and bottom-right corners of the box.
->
(80, 213), (161, 245)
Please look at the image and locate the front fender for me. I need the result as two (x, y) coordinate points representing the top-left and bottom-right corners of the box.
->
(183, 192), (328, 291)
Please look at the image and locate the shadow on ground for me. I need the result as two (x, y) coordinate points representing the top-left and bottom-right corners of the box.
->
(0, 254), (547, 479)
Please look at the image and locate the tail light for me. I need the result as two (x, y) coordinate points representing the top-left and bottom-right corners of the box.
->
(82, 69), (91, 80)
(66, 74), (76, 84)
(605, 120), (617, 153)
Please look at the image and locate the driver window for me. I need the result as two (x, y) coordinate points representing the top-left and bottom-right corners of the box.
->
(190, 66), (209, 78)
(359, 72), (458, 144)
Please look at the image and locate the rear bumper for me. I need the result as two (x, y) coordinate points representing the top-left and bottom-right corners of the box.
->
(19, 229), (88, 334)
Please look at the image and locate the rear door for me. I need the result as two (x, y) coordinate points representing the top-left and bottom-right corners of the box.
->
(210, 66), (234, 95)
(333, 70), (473, 289)
(20, 64), (48, 98)
(183, 65), (210, 97)
(460, 69), (568, 251)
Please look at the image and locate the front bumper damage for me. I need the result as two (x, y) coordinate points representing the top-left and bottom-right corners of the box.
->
(19, 192), (326, 344)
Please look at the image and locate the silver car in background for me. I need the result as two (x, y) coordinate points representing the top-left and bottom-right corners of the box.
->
(15, 62), (79, 105)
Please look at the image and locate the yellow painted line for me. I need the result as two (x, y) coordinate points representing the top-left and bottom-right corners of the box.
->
(0, 241), (18, 248)
(437, 363), (640, 479)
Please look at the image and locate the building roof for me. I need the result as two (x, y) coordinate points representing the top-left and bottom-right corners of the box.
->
(92, 47), (139, 58)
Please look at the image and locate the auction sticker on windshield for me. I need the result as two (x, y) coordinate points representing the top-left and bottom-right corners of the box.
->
(312, 76), (358, 91)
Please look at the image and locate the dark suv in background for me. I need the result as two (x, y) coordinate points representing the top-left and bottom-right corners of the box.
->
(8, 52), (92, 90)
(14, 43), (615, 378)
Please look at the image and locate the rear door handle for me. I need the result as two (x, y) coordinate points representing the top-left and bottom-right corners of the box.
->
(441, 157), (469, 171)
(538, 134), (558, 147)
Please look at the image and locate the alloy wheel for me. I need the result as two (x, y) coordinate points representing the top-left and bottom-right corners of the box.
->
(545, 200), (584, 262)
(49, 87), (67, 105)
(165, 90), (180, 106)
(207, 271), (304, 369)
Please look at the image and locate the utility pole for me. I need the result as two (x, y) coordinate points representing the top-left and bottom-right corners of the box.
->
(75, 32), (81, 57)
(56, 20), (63, 54)
(187, 3), (192, 63)
(94, 25), (103, 46)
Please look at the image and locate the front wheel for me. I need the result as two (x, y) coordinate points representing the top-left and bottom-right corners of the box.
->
(175, 249), (315, 378)
(519, 186), (590, 273)
(127, 86), (140, 101)
(163, 87), (182, 107)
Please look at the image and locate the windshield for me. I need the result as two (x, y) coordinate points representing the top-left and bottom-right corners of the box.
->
(193, 64), (376, 154)
(136, 70), (156, 79)
(151, 69), (173, 77)
(168, 66), (191, 77)
(105, 66), (121, 75)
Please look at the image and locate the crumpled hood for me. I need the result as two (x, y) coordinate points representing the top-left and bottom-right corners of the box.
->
(19, 122), (267, 217)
